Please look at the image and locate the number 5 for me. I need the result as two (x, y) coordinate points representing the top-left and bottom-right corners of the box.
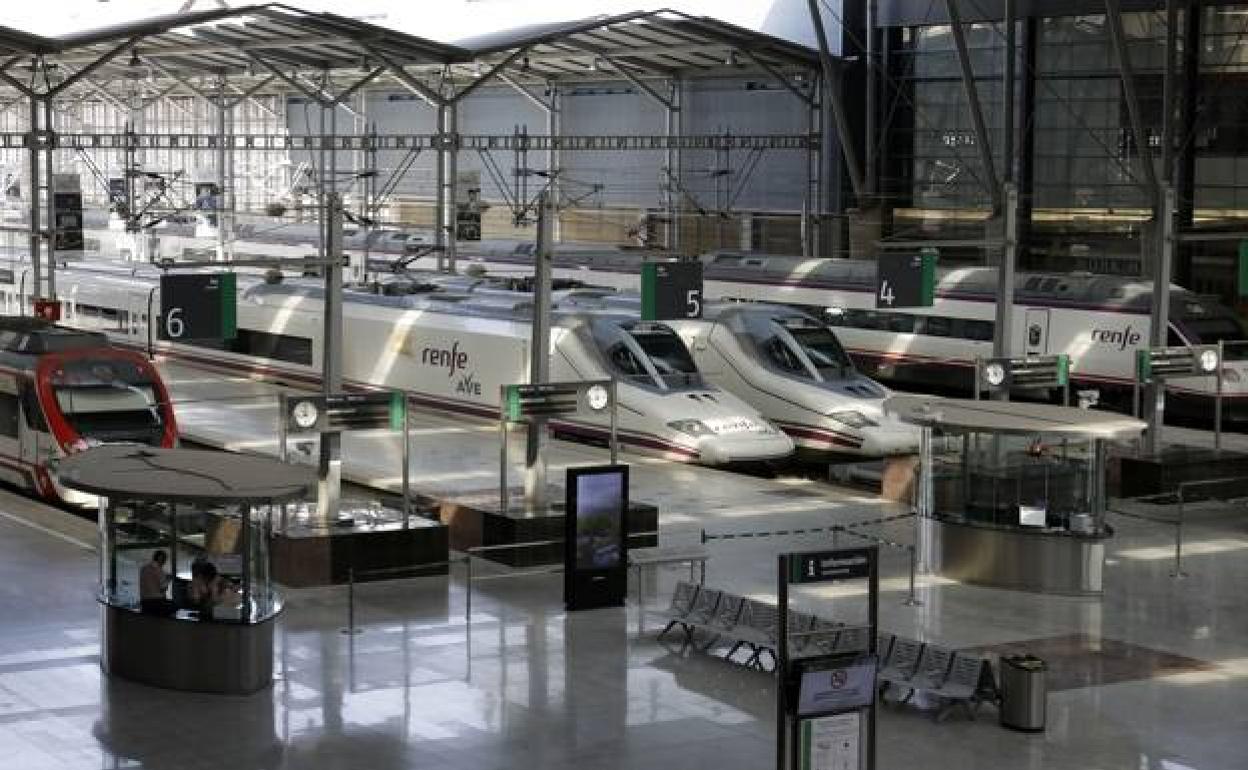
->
(165, 307), (185, 339)
(685, 289), (702, 317)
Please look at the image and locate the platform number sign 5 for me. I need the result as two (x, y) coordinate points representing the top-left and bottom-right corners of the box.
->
(641, 261), (704, 321)
(876, 252), (937, 309)
(159, 273), (237, 342)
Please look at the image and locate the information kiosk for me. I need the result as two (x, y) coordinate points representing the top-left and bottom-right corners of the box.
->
(55, 445), (314, 694)
(886, 395), (1146, 595)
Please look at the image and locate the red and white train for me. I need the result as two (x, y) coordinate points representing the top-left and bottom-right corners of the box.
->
(0, 318), (178, 504)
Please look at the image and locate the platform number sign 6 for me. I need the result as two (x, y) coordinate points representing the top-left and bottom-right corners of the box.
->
(159, 273), (237, 342)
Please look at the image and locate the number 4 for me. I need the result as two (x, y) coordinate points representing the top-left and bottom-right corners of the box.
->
(685, 289), (702, 317)
(879, 280), (895, 307)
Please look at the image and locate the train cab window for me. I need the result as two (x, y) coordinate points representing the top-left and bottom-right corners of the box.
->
(1168, 326), (1187, 346)
(764, 337), (807, 375)
(886, 314), (916, 333)
(0, 392), (18, 438)
(50, 359), (164, 445)
(626, 323), (702, 387)
(608, 343), (647, 377)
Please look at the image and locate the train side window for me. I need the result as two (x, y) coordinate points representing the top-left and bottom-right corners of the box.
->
(885, 313), (915, 333)
(960, 319), (994, 341)
(923, 316), (953, 337)
(0, 392), (18, 438)
(20, 384), (45, 432)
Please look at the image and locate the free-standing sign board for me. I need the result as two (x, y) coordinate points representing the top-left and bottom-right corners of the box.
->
(564, 464), (629, 611)
(641, 261), (703, 320)
(159, 273), (237, 341)
(778, 546), (879, 770)
(875, 253), (935, 309)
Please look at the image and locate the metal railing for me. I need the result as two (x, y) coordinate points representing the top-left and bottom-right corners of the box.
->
(699, 511), (922, 606)
(1110, 475), (1248, 578)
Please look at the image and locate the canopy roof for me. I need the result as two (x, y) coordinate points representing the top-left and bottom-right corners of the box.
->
(0, 6), (820, 98)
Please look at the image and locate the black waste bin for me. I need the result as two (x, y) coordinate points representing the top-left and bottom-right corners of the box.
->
(999, 655), (1047, 732)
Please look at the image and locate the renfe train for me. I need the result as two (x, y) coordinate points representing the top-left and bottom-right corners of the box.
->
(0, 318), (178, 504)
(550, 289), (920, 458)
(1, 265), (795, 466)
(453, 243), (1248, 420)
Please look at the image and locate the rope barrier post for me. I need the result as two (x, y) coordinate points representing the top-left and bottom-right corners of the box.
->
(341, 566), (362, 635)
(465, 553), (473, 624)
(904, 545), (923, 607)
(1215, 340), (1224, 454)
(1171, 485), (1188, 579)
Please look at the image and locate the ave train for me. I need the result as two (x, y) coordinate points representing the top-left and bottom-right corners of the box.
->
(0, 264), (795, 466)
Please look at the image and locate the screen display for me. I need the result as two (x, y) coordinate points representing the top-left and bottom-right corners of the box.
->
(574, 469), (625, 570)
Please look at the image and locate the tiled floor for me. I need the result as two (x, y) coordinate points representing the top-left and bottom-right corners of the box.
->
(2, 458), (1248, 769)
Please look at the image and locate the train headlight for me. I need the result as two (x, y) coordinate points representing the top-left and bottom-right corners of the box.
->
(983, 362), (1007, 387)
(829, 410), (878, 429)
(667, 419), (714, 438)
(1199, 349), (1220, 373)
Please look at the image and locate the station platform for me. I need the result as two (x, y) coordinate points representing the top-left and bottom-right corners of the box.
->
(2, 431), (1248, 769)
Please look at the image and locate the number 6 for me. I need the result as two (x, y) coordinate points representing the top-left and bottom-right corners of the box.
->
(165, 307), (185, 338)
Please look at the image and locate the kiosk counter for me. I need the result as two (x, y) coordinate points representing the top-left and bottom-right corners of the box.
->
(886, 395), (1146, 596)
(54, 445), (315, 694)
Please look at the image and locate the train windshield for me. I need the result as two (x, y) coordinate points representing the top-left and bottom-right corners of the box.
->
(593, 320), (703, 389)
(785, 323), (854, 376)
(50, 358), (164, 445)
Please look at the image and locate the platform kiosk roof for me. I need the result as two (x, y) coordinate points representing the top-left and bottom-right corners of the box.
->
(885, 395), (1147, 440)
(54, 445), (314, 504)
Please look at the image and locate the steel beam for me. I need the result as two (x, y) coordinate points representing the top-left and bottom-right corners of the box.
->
(1105, 0), (1160, 199)
(945, 0), (1001, 210)
(807, 0), (866, 203)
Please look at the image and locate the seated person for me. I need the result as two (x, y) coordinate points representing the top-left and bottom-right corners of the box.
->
(139, 550), (175, 616)
(189, 559), (240, 619)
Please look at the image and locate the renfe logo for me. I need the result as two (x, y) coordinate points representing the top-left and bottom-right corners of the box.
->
(421, 342), (469, 378)
(1091, 326), (1142, 351)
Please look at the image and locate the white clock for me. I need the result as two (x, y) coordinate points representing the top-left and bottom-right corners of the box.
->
(983, 362), (1007, 387)
(585, 384), (610, 411)
(1199, 348), (1220, 374)
(292, 400), (320, 430)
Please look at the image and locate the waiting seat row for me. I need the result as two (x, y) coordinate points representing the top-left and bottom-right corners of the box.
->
(877, 633), (999, 721)
(657, 582), (869, 672)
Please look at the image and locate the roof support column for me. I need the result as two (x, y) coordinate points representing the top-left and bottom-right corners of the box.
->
(434, 102), (446, 271)
(547, 84), (561, 243)
(215, 77), (231, 262)
(805, 78), (822, 257)
(806, 0), (865, 204)
(443, 103), (458, 274)
(41, 97), (54, 299)
(665, 78), (681, 253)
(27, 95), (41, 301)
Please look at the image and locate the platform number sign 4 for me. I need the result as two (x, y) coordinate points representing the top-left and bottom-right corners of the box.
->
(876, 253), (936, 309)
(641, 261), (703, 321)
(159, 273), (237, 341)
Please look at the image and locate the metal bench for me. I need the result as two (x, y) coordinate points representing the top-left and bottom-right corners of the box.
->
(629, 544), (710, 594)
(930, 653), (998, 721)
(657, 581), (701, 643)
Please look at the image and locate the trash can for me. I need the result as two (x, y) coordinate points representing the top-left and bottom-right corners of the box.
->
(999, 655), (1047, 732)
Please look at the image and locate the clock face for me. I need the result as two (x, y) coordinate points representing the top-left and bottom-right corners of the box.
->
(292, 400), (320, 429)
(586, 384), (609, 411)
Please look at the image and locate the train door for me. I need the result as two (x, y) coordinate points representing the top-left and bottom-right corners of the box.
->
(1024, 308), (1050, 355)
(17, 380), (46, 475)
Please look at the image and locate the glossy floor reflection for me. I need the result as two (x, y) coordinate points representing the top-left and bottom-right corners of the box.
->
(2, 479), (1248, 769)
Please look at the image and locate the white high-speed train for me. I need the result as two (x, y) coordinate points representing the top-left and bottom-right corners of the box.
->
(451, 243), (1248, 422)
(548, 290), (920, 458)
(0, 263), (794, 465)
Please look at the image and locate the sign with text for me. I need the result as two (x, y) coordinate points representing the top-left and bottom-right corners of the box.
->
(875, 253), (935, 309)
(285, 392), (406, 434)
(502, 380), (611, 422)
(159, 273), (237, 341)
(641, 261), (703, 320)
(788, 547), (874, 584)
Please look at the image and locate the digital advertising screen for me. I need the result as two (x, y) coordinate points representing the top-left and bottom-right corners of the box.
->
(573, 468), (625, 570)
